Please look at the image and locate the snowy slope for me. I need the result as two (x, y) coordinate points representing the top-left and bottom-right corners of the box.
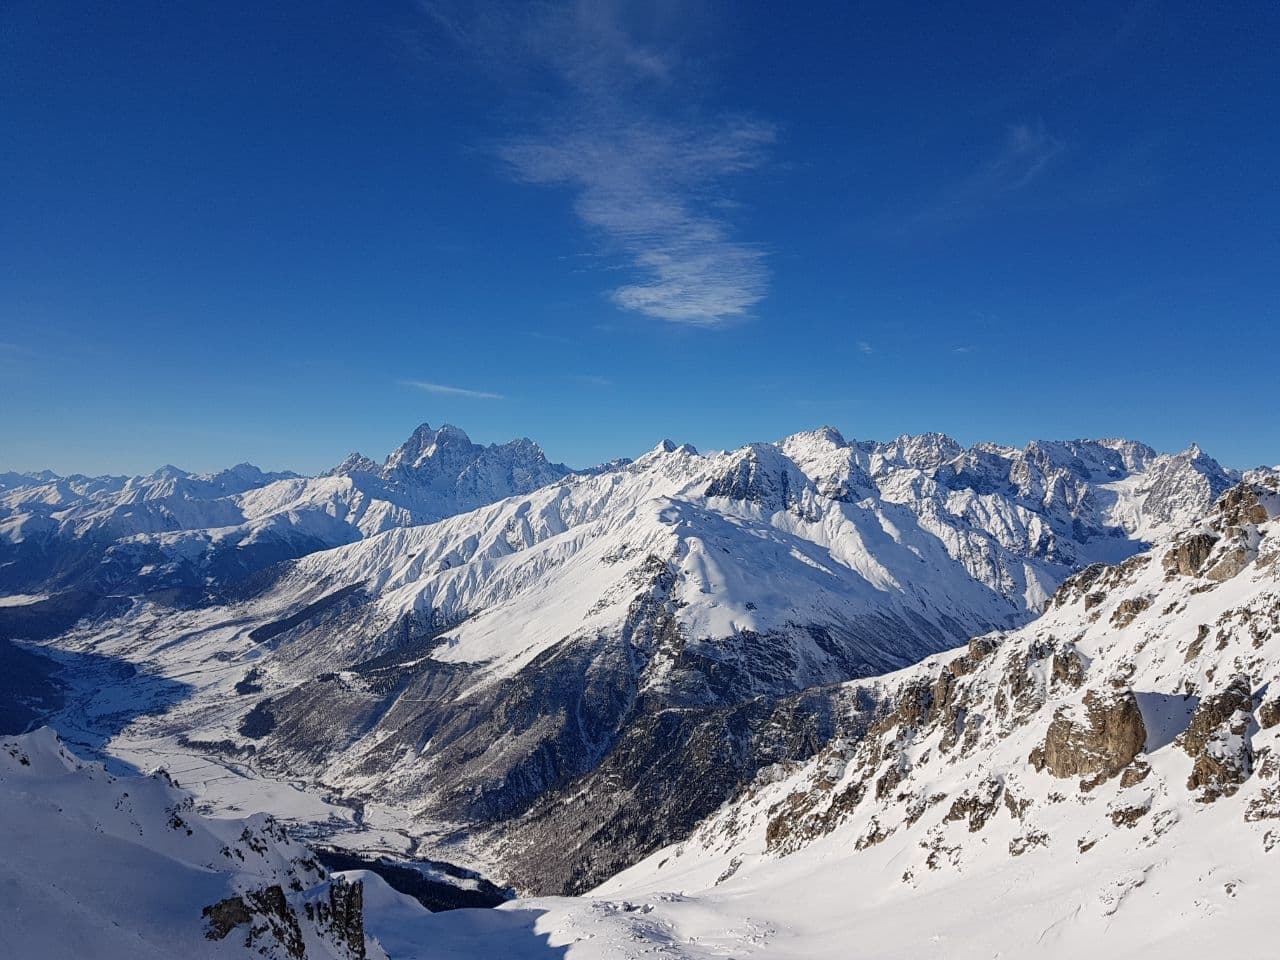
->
(0, 727), (379, 959)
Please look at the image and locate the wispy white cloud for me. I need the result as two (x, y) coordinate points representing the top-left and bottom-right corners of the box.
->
(910, 122), (1065, 227)
(400, 380), (504, 400)
(504, 118), (773, 326)
(573, 374), (613, 386)
(857, 341), (874, 355)
(423, 1), (773, 328)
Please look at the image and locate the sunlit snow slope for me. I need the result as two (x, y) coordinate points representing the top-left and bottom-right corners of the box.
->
(0, 728), (378, 959)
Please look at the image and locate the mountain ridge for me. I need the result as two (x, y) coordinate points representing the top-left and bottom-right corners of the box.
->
(11, 423), (1273, 898)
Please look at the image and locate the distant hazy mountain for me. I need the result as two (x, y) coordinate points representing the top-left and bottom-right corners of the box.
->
(0, 423), (571, 597)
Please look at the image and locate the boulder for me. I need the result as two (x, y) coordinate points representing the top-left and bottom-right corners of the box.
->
(1030, 689), (1146, 783)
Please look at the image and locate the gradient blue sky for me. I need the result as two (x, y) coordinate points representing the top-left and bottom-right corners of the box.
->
(3, 1), (1278, 475)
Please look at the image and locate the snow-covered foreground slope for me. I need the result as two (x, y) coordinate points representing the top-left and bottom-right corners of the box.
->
(0, 727), (380, 959)
(411, 478), (1277, 959)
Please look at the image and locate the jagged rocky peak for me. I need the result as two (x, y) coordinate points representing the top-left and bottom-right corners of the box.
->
(782, 425), (849, 451)
(149, 463), (192, 481)
(380, 422), (567, 481)
(1095, 437), (1159, 472)
(0, 469), (60, 490)
(873, 431), (966, 473)
(638, 438), (700, 463)
(653, 438), (698, 454)
(705, 442), (811, 510)
(1140, 442), (1236, 527)
(383, 421), (476, 471)
(780, 426), (873, 502)
(328, 452), (381, 477)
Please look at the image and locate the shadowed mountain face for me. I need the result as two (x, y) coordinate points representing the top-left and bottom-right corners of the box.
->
(15, 429), (1269, 895)
(0, 638), (64, 734)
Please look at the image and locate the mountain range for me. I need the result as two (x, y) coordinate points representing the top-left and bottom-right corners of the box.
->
(3, 422), (1271, 907)
(0, 423), (571, 598)
(6, 438), (1275, 957)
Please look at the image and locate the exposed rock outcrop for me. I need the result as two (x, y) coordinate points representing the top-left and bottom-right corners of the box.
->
(1031, 689), (1146, 783)
(1216, 483), (1272, 528)
(1111, 596), (1152, 627)
(1203, 533), (1255, 582)
(203, 878), (366, 959)
(1162, 533), (1219, 577)
(1182, 674), (1255, 801)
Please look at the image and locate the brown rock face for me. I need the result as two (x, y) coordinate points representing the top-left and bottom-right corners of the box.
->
(1182, 674), (1255, 800)
(306, 877), (366, 960)
(1260, 698), (1280, 730)
(1216, 484), (1271, 528)
(203, 895), (252, 941)
(201, 882), (351, 960)
(1031, 689), (1147, 782)
(943, 777), (1004, 833)
(1162, 533), (1219, 577)
(1182, 675), (1253, 757)
(1051, 563), (1107, 609)
(1051, 644), (1088, 689)
(1203, 536), (1252, 582)
(246, 885), (306, 959)
(1110, 596), (1152, 628)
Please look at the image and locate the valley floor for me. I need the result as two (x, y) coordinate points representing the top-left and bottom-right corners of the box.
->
(22, 600), (489, 874)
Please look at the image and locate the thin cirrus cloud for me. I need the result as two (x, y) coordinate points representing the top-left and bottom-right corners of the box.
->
(422, 1), (774, 328)
(503, 119), (774, 327)
(909, 122), (1065, 228)
(400, 380), (504, 400)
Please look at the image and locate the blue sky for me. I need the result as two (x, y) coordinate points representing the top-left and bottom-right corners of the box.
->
(2, 0), (1277, 475)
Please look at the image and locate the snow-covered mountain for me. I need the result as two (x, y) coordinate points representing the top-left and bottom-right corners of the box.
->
(390, 477), (1280, 958)
(0, 424), (572, 597)
(0, 727), (379, 959)
(14, 426), (1267, 898)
